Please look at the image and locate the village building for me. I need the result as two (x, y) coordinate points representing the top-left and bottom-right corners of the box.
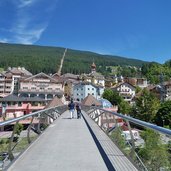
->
(58, 73), (80, 100)
(79, 62), (105, 87)
(18, 72), (64, 100)
(124, 77), (148, 89)
(73, 82), (104, 102)
(0, 67), (32, 98)
(111, 82), (136, 103)
(0, 94), (46, 122)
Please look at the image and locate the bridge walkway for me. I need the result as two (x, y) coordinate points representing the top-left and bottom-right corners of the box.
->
(7, 110), (138, 171)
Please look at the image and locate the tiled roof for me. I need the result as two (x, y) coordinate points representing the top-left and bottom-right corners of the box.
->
(9, 67), (32, 76)
(0, 94), (46, 102)
(61, 73), (79, 79)
(45, 96), (64, 108)
(81, 95), (101, 106)
(74, 81), (103, 88)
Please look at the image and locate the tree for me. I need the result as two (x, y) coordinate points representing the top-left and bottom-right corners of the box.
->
(102, 89), (131, 114)
(118, 100), (131, 114)
(155, 100), (171, 128)
(131, 88), (160, 122)
(138, 129), (171, 171)
(102, 89), (122, 105)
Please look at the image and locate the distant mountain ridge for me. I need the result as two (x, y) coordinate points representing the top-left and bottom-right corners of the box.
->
(0, 43), (148, 74)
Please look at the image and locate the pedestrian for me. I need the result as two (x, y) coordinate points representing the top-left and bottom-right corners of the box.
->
(76, 103), (81, 119)
(68, 99), (75, 119)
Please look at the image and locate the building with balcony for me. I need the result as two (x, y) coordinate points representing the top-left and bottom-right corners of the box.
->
(112, 82), (136, 103)
(0, 67), (32, 97)
(18, 72), (64, 100)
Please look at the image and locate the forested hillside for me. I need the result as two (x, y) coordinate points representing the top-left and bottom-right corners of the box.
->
(0, 43), (147, 74)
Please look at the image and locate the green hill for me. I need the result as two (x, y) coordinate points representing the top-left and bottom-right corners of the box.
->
(0, 43), (148, 74)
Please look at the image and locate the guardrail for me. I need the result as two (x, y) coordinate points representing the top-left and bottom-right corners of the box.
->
(0, 105), (67, 170)
(82, 106), (171, 171)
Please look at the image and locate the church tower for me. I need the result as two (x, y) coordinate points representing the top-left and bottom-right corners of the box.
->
(91, 62), (96, 73)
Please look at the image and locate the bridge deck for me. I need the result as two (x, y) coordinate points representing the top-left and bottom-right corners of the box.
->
(7, 110), (138, 171)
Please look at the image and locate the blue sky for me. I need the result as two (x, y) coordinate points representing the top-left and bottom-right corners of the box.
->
(0, 0), (171, 64)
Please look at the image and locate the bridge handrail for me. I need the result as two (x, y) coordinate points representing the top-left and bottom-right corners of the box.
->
(0, 106), (58, 127)
(93, 107), (171, 137)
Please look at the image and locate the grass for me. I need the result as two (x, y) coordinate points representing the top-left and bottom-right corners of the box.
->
(0, 135), (38, 158)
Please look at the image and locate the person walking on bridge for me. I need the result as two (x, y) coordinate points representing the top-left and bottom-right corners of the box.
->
(76, 103), (82, 119)
(68, 99), (75, 119)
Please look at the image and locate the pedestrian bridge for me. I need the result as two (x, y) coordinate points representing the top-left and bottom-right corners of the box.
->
(0, 105), (171, 171)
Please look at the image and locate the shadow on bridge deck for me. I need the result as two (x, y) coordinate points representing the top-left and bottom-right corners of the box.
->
(7, 110), (138, 171)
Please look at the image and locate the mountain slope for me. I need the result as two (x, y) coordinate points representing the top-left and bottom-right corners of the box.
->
(0, 43), (148, 74)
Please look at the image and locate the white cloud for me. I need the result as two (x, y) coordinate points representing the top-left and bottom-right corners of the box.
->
(17, 0), (37, 8)
(14, 27), (47, 44)
(1, 0), (58, 45)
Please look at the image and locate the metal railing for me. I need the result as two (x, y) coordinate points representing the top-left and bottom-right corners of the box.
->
(0, 105), (171, 171)
(0, 105), (67, 170)
(83, 105), (171, 171)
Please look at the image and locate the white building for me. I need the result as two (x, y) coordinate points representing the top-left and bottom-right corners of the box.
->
(112, 82), (136, 103)
(73, 82), (104, 102)
(0, 67), (32, 97)
(18, 72), (64, 100)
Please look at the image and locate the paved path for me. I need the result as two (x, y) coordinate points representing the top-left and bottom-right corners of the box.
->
(7, 111), (108, 171)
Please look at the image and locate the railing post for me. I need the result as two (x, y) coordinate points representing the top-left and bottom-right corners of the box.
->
(126, 120), (136, 157)
(107, 114), (118, 134)
(8, 121), (19, 161)
(27, 116), (34, 144)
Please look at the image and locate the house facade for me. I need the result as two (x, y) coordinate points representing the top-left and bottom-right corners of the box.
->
(73, 82), (104, 102)
(124, 77), (148, 89)
(0, 67), (32, 97)
(112, 82), (136, 103)
(18, 72), (64, 100)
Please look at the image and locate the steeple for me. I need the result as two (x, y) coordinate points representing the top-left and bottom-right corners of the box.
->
(91, 62), (96, 73)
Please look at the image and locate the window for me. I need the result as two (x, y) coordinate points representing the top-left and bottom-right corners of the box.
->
(5, 86), (11, 89)
(92, 93), (94, 95)
(23, 87), (28, 89)
(92, 88), (94, 90)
